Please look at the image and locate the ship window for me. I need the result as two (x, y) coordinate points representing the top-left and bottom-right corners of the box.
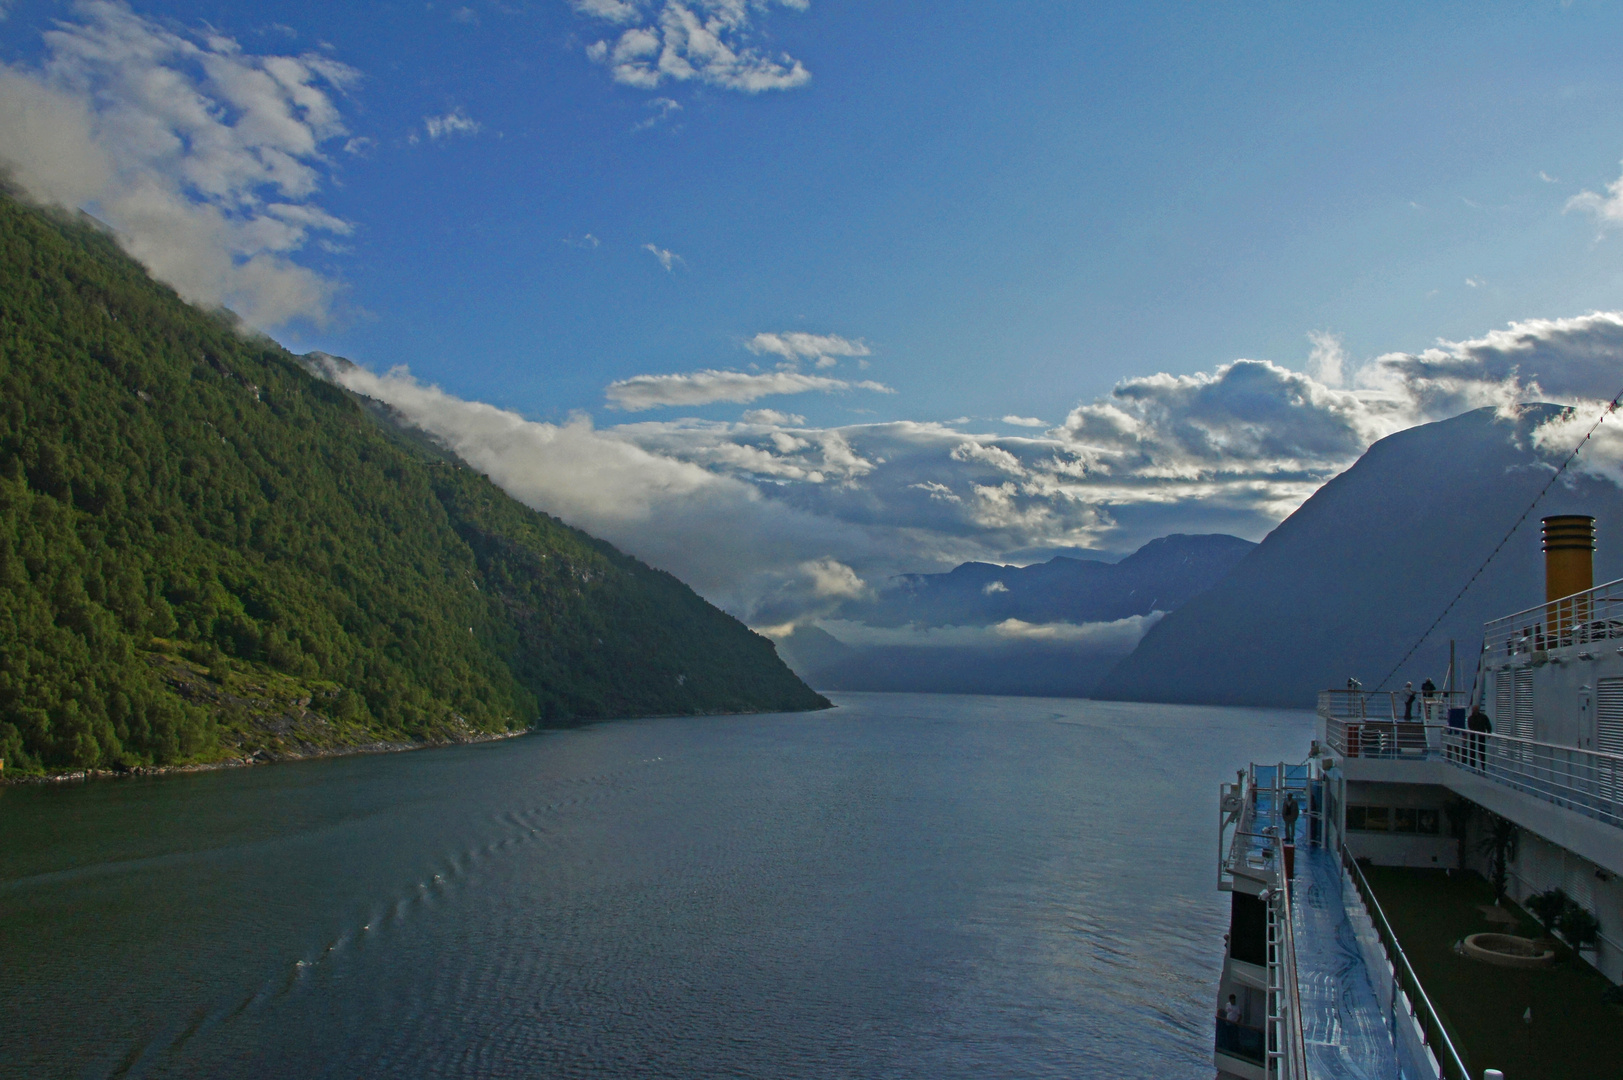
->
(1346, 805), (1441, 834)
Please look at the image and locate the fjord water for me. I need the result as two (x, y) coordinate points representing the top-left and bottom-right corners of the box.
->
(3, 694), (1311, 1079)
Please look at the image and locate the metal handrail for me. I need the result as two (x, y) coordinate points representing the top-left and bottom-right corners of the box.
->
(1483, 575), (1623, 657)
(1441, 728), (1623, 830)
(1270, 865), (1309, 1079)
(1343, 850), (1470, 1080)
(1318, 690), (1469, 722)
(1321, 718), (1442, 759)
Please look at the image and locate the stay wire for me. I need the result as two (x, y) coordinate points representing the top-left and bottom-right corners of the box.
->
(1373, 393), (1623, 693)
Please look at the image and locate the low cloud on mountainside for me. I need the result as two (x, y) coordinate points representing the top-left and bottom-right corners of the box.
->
(323, 311), (1623, 634)
(0, 1), (356, 328)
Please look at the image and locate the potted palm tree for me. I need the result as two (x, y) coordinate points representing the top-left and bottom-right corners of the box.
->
(1476, 813), (1519, 905)
(1559, 905), (1600, 955)
(1526, 889), (1570, 944)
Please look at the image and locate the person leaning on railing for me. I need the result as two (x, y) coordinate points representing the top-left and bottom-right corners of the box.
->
(1467, 705), (1491, 772)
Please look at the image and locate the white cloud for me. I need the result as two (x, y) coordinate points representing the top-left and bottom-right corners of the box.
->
(747, 331), (870, 369)
(1305, 330), (1345, 387)
(982, 580), (1007, 595)
(605, 369), (892, 410)
(631, 96), (681, 132)
(1001, 415), (1046, 428)
(308, 311), (1623, 629)
(574, 0), (811, 94)
(991, 613), (1165, 646)
(814, 613), (1163, 651)
(801, 558), (868, 599)
(571, 0), (641, 23)
(308, 358), (901, 622)
(0, 0), (356, 328)
(643, 242), (682, 271)
(1568, 161), (1623, 229)
(563, 233), (601, 248)
(741, 408), (806, 425)
(424, 109), (481, 140)
(1539, 170), (1560, 184)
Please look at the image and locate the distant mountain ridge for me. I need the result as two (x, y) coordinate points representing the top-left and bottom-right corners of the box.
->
(777, 533), (1255, 698)
(843, 533), (1256, 628)
(0, 194), (825, 776)
(1095, 405), (1623, 708)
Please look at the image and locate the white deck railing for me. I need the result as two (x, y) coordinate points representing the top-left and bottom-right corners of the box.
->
(1321, 716), (1443, 759)
(1319, 695), (1623, 831)
(1440, 728), (1623, 831)
(1483, 576), (1623, 658)
(1318, 689), (1470, 724)
(1267, 871), (1310, 1080)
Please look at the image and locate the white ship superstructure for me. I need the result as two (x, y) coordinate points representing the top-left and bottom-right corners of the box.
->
(1215, 514), (1623, 1080)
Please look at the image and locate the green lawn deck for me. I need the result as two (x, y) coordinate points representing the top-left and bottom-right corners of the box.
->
(1362, 865), (1623, 1080)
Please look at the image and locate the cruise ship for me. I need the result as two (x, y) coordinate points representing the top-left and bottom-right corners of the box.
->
(1214, 515), (1623, 1080)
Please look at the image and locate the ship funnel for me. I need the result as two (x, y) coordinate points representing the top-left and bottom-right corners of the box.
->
(1543, 514), (1595, 642)
(1543, 515), (1595, 603)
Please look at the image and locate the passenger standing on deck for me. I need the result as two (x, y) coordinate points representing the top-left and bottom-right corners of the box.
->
(1467, 705), (1492, 771)
(1421, 677), (1437, 701)
(1223, 995), (1242, 1024)
(1403, 682), (1416, 721)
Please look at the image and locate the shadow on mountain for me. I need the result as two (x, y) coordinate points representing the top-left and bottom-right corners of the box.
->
(1095, 405), (1623, 709)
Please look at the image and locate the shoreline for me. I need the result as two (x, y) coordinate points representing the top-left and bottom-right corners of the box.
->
(1, 701), (836, 786)
(0, 727), (532, 786)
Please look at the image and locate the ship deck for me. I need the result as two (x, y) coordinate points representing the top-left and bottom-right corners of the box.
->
(1360, 865), (1623, 1080)
(1291, 846), (1402, 1080)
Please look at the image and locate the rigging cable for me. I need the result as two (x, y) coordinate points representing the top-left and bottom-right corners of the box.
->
(1373, 392), (1623, 692)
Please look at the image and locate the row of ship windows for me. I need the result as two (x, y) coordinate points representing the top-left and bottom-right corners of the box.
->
(1345, 805), (1441, 835)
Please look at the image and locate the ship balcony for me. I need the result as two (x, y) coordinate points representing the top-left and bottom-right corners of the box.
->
(1318, 691), (1623, 878)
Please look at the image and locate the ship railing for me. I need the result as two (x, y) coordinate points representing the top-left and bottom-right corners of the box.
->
(1213, 1017), (1265, 1066)
(1344, 850), (1469, 1079)
(1318, 690), (1469, 724)
(1320, 715), (1451, 759)
(1483, 576), (1623, 659)
(1440, 728), (1623, 830)
(1222, 763), (1314, 882)
(1266, 869), (1309, 1080)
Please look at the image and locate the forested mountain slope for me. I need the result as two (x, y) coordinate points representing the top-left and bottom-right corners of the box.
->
(0, 193), (825, 775)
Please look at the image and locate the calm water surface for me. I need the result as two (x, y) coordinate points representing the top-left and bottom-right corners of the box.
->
(2, 693), (1312, 1079)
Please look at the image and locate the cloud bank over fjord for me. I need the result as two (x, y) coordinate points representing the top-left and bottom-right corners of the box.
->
(606, 369), (893, 410)
(573, 0), (811, 93)
(321, 312), (1623, 629)
(0, 1), (357, 328)
(605, 328), (890, 410)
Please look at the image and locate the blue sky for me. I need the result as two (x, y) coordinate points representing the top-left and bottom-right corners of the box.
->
(8, 0), (1623, 630)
